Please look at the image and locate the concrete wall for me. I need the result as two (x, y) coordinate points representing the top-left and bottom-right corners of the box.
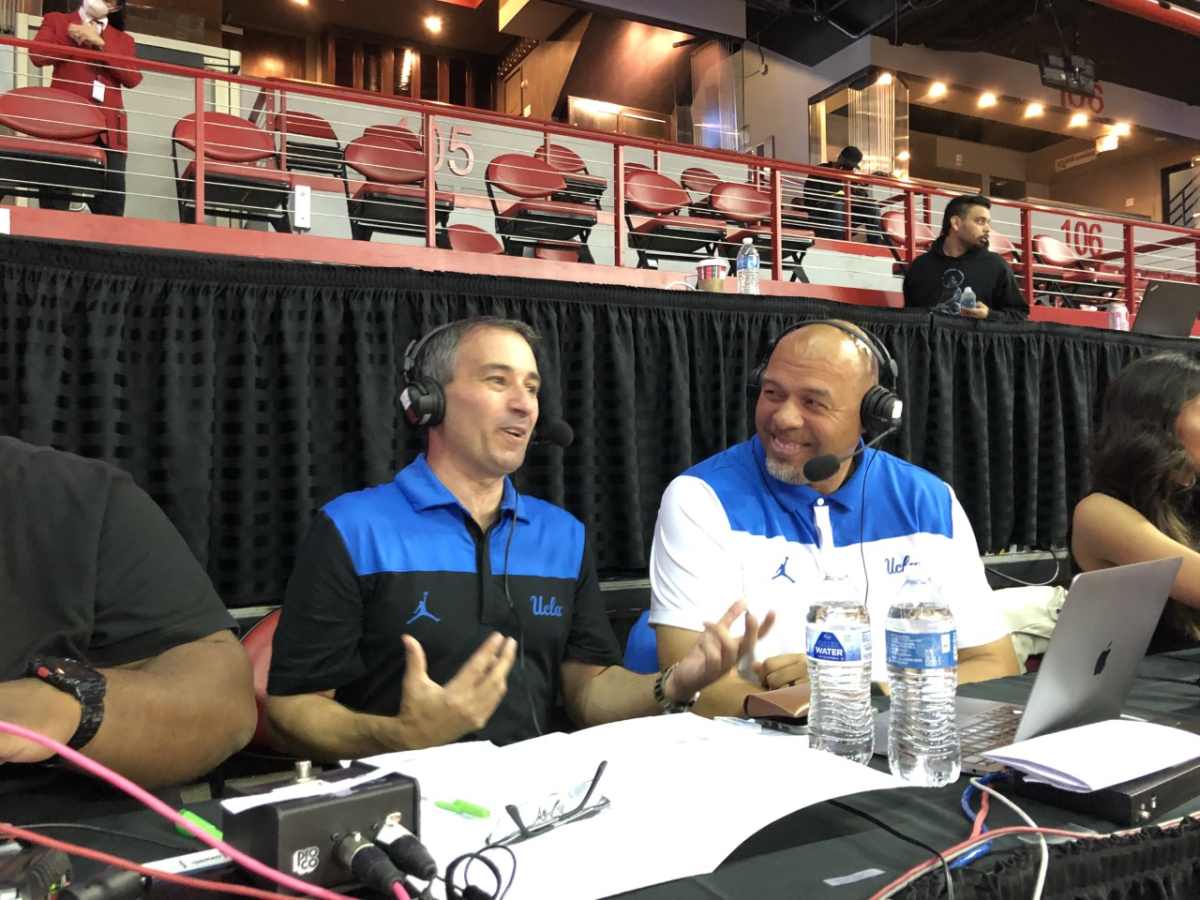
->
(738, 39), (870, 167)
(1028, 139), (1198, 222)
(517, 13), (588, 120)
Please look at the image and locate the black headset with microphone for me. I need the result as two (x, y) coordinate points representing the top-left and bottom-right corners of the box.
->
(399, 323), (455, 427)
(745, 319), (903, 439)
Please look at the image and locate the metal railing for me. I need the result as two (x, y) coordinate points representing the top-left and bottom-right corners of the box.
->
(1, 32), (1197, 315)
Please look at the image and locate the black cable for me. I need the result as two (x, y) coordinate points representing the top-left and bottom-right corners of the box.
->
(859, 440), (880, 609)
(19, 823), (193, 853)
(828, 799), (955, 900)
(442, 843), (515, 900)
(501, 484), (543, 738)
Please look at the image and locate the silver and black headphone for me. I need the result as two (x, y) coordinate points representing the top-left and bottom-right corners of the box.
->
(745, 319), (903, 439)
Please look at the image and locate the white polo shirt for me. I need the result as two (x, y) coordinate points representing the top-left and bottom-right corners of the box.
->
(649, 438), (1008, 681)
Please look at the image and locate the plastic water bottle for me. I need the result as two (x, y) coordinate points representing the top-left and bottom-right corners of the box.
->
(805, 574), (874, 763)
(1108, 300), (1130, 331)
(959, 287), (977, 310)
(736, 237), (760, 295)
(886, 577), (960, 786)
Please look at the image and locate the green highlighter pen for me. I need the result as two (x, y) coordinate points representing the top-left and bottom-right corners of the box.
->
(435, 799), (490, 819)
(175, 809), (224, 841)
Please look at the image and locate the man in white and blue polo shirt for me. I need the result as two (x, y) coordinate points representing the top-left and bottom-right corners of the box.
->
(651, 320), (1018, 719)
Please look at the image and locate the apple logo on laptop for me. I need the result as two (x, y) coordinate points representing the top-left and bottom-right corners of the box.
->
(1094, 641), (1113, 676)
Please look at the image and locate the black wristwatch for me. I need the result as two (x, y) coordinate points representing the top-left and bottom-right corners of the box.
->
(27, 657), (107, 750)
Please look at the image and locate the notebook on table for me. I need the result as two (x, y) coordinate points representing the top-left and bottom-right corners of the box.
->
(873, 557), (1182, 775)
(1131, 280), (1200, 338)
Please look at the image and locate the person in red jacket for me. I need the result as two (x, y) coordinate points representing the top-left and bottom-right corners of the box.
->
(30, 0), (143, 217)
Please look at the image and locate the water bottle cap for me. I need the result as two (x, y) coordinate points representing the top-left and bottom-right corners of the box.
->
(743, 237), (753, 244)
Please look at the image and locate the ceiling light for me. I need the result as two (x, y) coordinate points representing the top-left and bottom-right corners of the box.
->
(1113, 122), (1131, 136)
(424, 15), (443, 33)
(897, 151), (911, 161)
(1069, 113), (1088, 127)
(876, 72), (893, 86)
(291, 0), (308, 5)
(977, 92), (997, 108)
(928, 82), (947, 99)
(1024, 103), (1044, 117)
(1096, 133), (1119, 153)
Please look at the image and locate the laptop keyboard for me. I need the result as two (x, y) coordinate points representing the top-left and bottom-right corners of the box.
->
(959, 704), (1024, 770)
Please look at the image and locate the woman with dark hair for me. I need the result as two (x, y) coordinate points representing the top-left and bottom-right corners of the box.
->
(1072, 352), (1200, 653)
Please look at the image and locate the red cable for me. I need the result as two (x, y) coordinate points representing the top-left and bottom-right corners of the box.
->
(969, 789), (991, 839)
(0, 822), (299, 900)
(867, 824), (1101, 899)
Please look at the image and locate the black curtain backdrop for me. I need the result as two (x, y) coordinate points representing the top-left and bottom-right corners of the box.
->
(1, 237), (1195, 608)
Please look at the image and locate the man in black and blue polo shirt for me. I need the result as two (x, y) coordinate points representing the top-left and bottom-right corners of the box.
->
(266, 317), (770, 758)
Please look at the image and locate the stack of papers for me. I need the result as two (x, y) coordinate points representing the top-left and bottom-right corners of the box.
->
(362, 715), (908, 900)
(986, 719), (1200, 792)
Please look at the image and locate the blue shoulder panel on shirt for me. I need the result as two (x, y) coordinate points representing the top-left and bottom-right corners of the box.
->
(684, 441), (954, 547)
(840, 454), (954, 546)
(324, 481), (477, 576)
(499, 494), (585, 581)
(323, 482), (585, 580)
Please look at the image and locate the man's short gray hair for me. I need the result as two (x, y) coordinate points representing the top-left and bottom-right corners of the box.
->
(410, 317), (540, 386)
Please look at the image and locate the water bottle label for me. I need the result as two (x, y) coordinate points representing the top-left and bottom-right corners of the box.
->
(807, 626), (871, 664)
(737, 256), (759, 272)
(885, 630), (957, 669)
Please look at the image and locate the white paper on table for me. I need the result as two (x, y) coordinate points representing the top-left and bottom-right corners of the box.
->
(985, 719), (1200, 792)
(402, 715), (908, 900)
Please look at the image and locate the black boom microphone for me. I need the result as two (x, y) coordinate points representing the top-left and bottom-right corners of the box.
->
(532, 417), (574, 448)
(801, 428), (896, 484)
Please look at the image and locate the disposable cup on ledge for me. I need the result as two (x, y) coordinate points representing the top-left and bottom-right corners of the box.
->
(695, 258), (729, 292)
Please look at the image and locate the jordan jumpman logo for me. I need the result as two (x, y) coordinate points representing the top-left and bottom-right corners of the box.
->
(406, 591), (441, 624)
(773, 557), (795, 583)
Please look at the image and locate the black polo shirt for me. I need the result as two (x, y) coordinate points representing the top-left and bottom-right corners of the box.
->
(269, 455), (623, 746)
(0, 436), (235, 680)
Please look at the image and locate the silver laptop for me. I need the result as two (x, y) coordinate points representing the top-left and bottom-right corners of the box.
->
(1131, 280), (1200, 338)
(874, 557), (1182, 774)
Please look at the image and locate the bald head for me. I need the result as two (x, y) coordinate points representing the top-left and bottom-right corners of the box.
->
(755, 320), (880, 492)
(772, 321), (879, 391)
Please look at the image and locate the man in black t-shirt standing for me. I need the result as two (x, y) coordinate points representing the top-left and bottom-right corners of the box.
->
(903, 194), (1029, 321)
(266, 317), (772, 759)
(0, 437), (256, 789)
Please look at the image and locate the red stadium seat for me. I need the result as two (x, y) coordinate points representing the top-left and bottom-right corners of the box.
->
(240, 609), (282, 753)
(1032, 234), (1124, 308)
(172, 112), (293, 232)
(363, 124), (423, 150)
(533, 143), (607, 207)
(0, 86), (107, 211)
(987, 229), (1020, 263)
(680, 166), (722, 217)
(445, 223), (503, 255)
(881, 209), (937, 273)
(534, 243), (582, 262)
(709, 181), (816, 282)
(486, 153), (598, 261)
(343, 133), (454, 242)
(274, 110), (344, 179)
(623, 168), (726, 269)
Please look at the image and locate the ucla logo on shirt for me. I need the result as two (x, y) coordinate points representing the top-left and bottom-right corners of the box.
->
(530, 595), (564, 617)
(886, 555), (919, 576)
